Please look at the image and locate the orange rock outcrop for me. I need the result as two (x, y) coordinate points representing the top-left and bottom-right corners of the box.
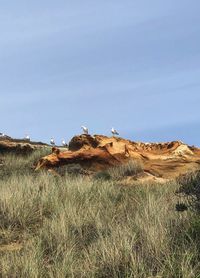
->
(35, 135), (200, 179)
(0, 137), (48, 154)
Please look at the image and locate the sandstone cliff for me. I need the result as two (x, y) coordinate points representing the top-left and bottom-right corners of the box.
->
(35, 135), (200, 180)
(0, 137), (49, 154)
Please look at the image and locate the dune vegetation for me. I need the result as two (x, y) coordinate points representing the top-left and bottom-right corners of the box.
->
(0, 150), (200, 277)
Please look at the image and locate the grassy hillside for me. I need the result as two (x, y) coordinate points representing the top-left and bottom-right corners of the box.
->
(0, 151), (200, 277)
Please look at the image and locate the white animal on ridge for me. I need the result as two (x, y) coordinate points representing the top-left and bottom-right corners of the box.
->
(0, 133), (5, 137)
(50, 138), (55, 146)
(62, 140), (67, 146)
(81, 126), (89, 135)
(25, 135), (30, 141)
(111, 127), (119, 136)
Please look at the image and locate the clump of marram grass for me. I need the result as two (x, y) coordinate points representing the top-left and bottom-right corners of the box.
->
(93, 159), (143, 182)
(108, 159), (143, 180)
(0, 148), (51, 180)
(56, 163), (89, 177)
(93, 170), (112, 181)
(0, 152), (200, 277)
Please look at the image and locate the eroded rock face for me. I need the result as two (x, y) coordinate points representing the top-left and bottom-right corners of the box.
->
(35, 134), (200, 180)
(68, 135), (98, 151)
(0, 137), (49, 155)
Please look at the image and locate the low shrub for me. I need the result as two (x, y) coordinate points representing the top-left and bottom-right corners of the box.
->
(177, 170), (200, 213)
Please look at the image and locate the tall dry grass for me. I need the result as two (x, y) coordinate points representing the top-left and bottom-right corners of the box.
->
(0, 152), (199, 277)
(108, 159), (144, 179)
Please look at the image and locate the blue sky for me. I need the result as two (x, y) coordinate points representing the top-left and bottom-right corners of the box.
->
(0, 1), (200, 145)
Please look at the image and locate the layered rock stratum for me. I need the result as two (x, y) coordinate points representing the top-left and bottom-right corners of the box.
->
(35, 134), (200, 181)
(0, 137), (49, 154)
